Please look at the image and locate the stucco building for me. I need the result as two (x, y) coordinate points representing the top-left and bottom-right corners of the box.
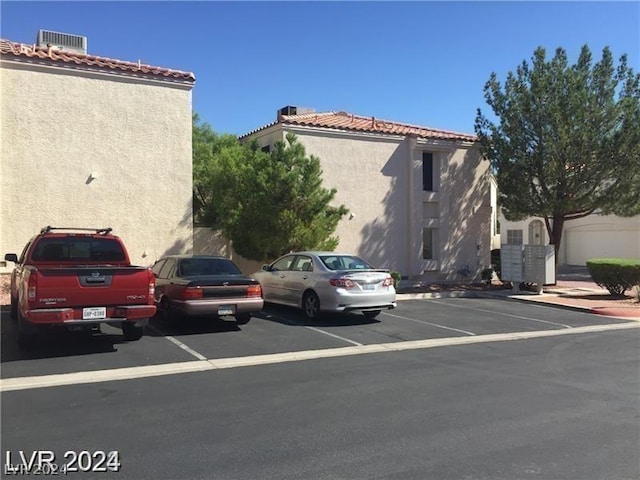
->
(236, 106), (496, 281)
(0, 31), (195, 275)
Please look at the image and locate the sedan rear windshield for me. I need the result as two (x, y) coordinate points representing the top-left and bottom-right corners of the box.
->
(319, 255), (373, 271)
(31, 237), (126, 262)
(178, 258), (242, 276)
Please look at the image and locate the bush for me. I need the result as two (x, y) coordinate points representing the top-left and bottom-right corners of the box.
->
(481, 267), (494, 284)
(491, 249), (501, 280)
(390, 271), (401, 289)
(586, 258), (640, 296)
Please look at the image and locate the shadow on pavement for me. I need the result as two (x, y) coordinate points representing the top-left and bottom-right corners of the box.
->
(258, 303), (380, 327)
(146, 314), (241, 337)
(1, 313), (123, 363)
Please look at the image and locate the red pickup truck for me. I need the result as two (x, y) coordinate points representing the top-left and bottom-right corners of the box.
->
(4, 226), (156, 346)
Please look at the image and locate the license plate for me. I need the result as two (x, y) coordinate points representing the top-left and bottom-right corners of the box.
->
(218, 305), (235, 315)
(83, 307), (106, 320)
(362, 284), (376, 291)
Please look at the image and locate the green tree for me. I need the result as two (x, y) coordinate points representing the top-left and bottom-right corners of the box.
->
(192, 113), (251, 227)
(193, 115), (348, 262)
(475, 45), (640, 262)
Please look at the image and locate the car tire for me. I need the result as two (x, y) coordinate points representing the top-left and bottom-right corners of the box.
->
(235, 313), (252, 325)
(303, 291), (320, 320)
(10, 296), (18, 321)
(363, 310), (381, 320)
(122, 322), (144, 341)
(17, 313), (38, 348)
(159, 297), (180, 326)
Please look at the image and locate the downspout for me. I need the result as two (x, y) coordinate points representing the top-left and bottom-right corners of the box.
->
(407, 135), (417, 278)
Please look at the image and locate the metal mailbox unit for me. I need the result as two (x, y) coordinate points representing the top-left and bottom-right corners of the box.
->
(500, 244), (555, 294)
(500, 244), (524, 286)
(524, 245), (556, 293)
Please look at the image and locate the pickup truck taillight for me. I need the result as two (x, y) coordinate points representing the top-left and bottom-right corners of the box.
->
(28, 273), (38, 301)
(148, 268), (155, 297)
(180, 287), (203, 300)
(246, 284), (262, 298)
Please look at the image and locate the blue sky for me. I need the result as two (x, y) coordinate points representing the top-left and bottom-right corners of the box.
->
(2, 1), (638, 136)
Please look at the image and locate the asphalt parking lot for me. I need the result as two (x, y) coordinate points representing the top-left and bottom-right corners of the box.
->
(0, 297), (634, 381)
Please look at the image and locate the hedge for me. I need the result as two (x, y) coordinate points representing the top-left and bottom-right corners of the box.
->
(586, 258), (640, 295)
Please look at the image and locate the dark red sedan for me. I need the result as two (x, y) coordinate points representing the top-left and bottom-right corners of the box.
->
(151, 255), (263, 325)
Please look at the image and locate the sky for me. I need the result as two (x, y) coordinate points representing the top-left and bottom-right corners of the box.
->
(1, 1), (638, 136)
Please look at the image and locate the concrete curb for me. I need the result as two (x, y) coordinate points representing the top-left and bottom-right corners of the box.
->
(396, 291), (479, 301)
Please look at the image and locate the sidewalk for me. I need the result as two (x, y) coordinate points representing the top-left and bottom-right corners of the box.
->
(479, 282), (640, 320)
(397, 276), (640, 320)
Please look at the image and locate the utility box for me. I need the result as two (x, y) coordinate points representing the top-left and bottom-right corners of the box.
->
(500, 244), (524, 283)
(524, 245), (555, 293)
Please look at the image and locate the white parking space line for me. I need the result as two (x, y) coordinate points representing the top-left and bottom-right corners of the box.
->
(147, 325), (208, 361)
(2, 322), (637, 393)
(265, 311), (363, 346)
(430, 299), (572, 329)
(304, 326), (363, 346)
(382, 311), (476, 336)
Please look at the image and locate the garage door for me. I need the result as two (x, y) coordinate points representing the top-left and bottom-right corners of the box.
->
(566, 229), (640, 265)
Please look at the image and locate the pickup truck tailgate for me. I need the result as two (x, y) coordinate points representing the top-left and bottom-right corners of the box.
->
(33, 266), (153, 308)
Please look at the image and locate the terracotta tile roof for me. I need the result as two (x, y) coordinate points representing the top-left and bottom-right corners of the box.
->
(242, 111), (476, 142)
(0, 39), (195, 82)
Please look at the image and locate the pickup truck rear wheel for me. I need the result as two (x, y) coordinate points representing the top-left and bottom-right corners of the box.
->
(10, 296), (18, 321)
(122, 322), (144, 341)
(17, 314), (38, 348)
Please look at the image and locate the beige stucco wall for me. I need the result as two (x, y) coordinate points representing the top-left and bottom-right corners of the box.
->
(499, 214), (640, 265)
(429, 144), (492, 281)
(287, 129), (411, 273)
(0, 61), (194, 273)
(240, 125), (492, 282)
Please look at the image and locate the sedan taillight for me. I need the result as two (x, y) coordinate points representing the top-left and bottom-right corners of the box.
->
(180, 287), (203, 300)
(246, 284), (262, 298)
(382, 276), (394, 287)
(329, 278), (355, 289)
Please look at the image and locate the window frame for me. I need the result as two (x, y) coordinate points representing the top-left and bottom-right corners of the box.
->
(506, 229), (524, 245)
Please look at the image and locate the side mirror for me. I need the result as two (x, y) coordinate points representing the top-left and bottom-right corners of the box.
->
(261, 264), (270, 271)
(4, 253), (18, 263)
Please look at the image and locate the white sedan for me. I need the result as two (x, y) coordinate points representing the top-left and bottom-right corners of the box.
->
(252, 252), (397, 320)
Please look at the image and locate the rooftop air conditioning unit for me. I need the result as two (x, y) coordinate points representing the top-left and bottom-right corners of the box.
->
(37, 29), (87, 55)
(278, 106), (315, 118)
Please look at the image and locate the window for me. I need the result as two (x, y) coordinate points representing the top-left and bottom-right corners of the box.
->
(152, 260), (166, 276)
(158, 259), (175, 279)
(423, 228), (435, 259)
(179, 258), (242, 276)
(506, 229), (523, 245)
(261, 145), (271, 153)
(291, 256), (314, 272)
(271, 255), (294, 272)
(319, 255), (372, 271)
(423, 152), (434, 191)
(31, 237), (126, 262)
